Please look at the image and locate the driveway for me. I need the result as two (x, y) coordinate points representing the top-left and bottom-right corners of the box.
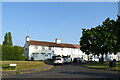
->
(2, 63), (120, 78)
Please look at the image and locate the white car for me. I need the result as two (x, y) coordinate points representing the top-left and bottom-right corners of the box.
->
(53, 57), (65, 65)
(92, 58), (99, 62)
(89, 57), (99, 62)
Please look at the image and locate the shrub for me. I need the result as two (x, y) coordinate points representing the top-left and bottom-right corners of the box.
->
(2, 45), (25, 61)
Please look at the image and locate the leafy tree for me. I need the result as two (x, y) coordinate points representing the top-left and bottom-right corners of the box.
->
(12, 46), (25, 60)
(116, 16), (120, 50)
(3, 32), (13, 46)
(2, 45), (12, 60)
(80, 17), (119, 62)
(2, 45), (25, 61)
(0, 45), (2, 61)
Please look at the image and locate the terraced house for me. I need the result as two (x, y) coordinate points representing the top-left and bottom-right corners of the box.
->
(24, 36), (86, 61)
(24, 36), (120, 61)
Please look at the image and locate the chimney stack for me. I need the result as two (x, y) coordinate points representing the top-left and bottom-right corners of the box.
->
(55, 38), (61, 44)
(26, 36), (30, 42)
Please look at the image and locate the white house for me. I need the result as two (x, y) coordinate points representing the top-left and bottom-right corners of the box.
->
(24, 36), (120, 61)
(88, 53), (120, 61)
(24, 36), (87, 61)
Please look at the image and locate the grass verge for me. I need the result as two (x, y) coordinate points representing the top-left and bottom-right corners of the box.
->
(2, 61), (48, 71)
(82, 62), (120, 71)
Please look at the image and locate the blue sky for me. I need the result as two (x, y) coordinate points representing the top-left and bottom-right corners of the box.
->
(2, 2), (118, 46)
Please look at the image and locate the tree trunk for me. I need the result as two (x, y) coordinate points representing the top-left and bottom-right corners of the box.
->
(101, 54), (104, 63)
(87, 54), (89, 61)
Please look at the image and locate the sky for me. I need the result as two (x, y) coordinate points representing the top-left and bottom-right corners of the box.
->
(2, 2), (118, 47)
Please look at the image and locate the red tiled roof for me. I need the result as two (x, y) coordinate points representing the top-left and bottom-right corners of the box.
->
(28, 40), (80, 48)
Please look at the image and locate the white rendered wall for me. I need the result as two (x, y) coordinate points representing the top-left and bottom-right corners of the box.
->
(28, 45), (53, 60)
(24, 42), (29, 60)
(25, 44), (87, 60)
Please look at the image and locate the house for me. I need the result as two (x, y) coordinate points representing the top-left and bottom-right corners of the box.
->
(24, 36), (87, 61)
(88, 53), (120, 61)
(24, 36), (120, 61)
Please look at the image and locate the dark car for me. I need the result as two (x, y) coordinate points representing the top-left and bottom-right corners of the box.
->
(73, 58), (82, 63)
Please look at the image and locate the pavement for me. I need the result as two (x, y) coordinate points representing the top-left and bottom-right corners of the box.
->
(2, 63), (120, 79)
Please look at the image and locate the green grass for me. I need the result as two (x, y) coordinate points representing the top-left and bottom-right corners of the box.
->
(2, 64), (17, 70)
(2, 61), (48, 71)
(44, 60), (53, 64)
(83, 62), (120, 70)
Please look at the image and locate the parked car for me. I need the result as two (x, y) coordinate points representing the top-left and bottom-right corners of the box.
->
(73, 58), (81, 63)
(53, 57), (65, 65)
(73, 58), (85, 63)
(64, 58), (71, 64)
(89, 57), (99, 62)
(92, 58), (99, 62)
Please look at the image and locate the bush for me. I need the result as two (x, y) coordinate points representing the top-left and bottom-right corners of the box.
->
(2, 45), (25, 61)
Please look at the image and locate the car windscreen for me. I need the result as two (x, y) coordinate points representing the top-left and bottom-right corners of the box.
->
(55, 58), (61, 60)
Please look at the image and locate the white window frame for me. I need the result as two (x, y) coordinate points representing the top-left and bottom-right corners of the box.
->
(35, 46), (38, 49)
(42, 46), (45, 50)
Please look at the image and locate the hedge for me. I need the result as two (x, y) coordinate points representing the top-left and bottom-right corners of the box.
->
(2, 45), (25, 61)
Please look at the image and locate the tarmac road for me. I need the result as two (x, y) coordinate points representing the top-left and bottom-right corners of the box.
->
(2, 63), (120, 78)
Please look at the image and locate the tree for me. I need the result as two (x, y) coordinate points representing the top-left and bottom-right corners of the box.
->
(116, 16), (120, 50)
(2, 45), (25, 61)
(2, 45), (13, 60)
(0, 45), (2, 61)
(12, 46), (25, 60)
(3, 32), (13, 46)
(80, 17), (118, 62)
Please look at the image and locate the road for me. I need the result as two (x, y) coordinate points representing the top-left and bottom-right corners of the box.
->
(2, 63), (120, 78)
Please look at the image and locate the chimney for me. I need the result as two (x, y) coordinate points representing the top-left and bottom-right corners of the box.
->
(26, 36), (30, 42)
(55, 38), (61, 44)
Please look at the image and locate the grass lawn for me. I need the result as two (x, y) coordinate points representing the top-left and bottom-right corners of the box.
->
(2, 61), (48, 71)
(82, 62), (120, 71)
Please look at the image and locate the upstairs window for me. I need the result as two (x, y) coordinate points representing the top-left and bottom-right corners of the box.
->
(35, 46), (38, 49)
(42, 46), (45, 50)
(45, 54), (48, 56)
(49, 47), (52, 50)
(41, 53), (45, 54)
(25, 48), (28, 50)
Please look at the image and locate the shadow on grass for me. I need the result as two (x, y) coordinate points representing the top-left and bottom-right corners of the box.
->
(2, 66), (16, 70)
(44, 60), (54, 65)
(59, 71), (120, 78)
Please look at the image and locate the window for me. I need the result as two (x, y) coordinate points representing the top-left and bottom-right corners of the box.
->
(49, 47), (52, 50)
(25, 48), (28, 50)
(45, 54), (48, 56)
(41, 53), (45, 54)
(42, 46), (45, 50)
(48, 53), (52, 55)
(33, 53), (39, 58)
(35, 46), (38, 49)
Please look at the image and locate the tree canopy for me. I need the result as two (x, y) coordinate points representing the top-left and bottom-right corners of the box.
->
(80, 16), (120, 61)
(2, 32), (25, 61)
(2, 45), (25, 61)
(3, 32), (13, 46)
